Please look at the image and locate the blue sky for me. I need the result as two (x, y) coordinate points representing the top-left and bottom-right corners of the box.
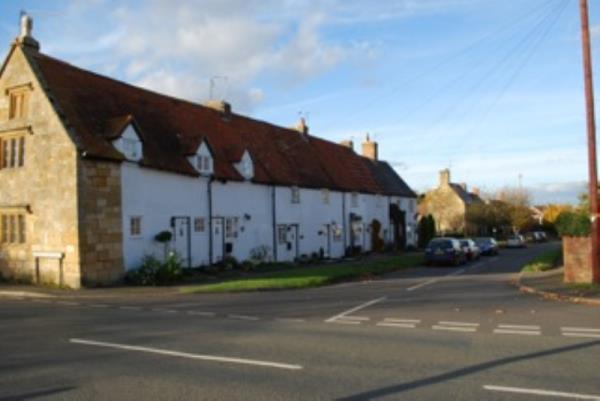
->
(1, 0), (598, 204)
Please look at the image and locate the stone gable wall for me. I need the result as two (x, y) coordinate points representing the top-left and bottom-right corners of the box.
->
(0, 46), (81, 287)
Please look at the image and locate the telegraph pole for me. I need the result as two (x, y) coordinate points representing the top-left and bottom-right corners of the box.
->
(580, 0), (600, 283)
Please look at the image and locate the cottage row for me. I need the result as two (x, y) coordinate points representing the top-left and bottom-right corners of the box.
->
(0, 16), (416, 288)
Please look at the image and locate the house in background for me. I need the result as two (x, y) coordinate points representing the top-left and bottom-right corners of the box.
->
(0, 16), (417, 288)
(419, 169), (482, 235)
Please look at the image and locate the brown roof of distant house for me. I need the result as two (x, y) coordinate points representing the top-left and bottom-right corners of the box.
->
(449, 183), (482, 205)
(23, 46), (415, 197)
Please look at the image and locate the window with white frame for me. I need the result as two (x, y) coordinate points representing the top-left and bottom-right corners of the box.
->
(196, 155), (212, 174)
(291, 187), (300, 204)
(225, 217), (238, 239)
(130, 216), (142, 237)
(194, 217), (205, 233)
(322, 189), (330, 204)
(351, 192), (359, 208)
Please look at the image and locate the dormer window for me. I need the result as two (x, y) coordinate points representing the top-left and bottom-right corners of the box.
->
(189, 140), (214, 176)
(235, 150), (254, 180)
(112, 123), (142, 162)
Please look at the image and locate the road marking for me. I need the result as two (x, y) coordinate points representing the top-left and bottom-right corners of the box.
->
(56, 301), (79, 306)
(382, 318), (421, 324)
(89, 304), (110, 308)
(339, 316), (370, 321)
(275, 318), (306, 323)
(493, 329), (541, 336)
(562, 333), (600, 339)
(228, 314), (260, 321)
(325, 297), (386, 323)
(186, 311), (216, 317)
(438, 321), (479, 327)
(331, 320), (361, 325)
(497, 324), (541, 330)
(406, 268), (466, 292)
(561, 327), (600, 333)
(483, 385), (600, 400)
(151, 308), (178, 313)
(118, 306), (142, 311)
(69, 338), (302, 371)
(432, 325), (477, 333)
(377, 322), (416, 329)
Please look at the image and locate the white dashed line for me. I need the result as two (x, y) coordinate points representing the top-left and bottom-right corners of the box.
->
(432, 325), (477, 333)
(331, 320), (361, 325)
(382, 318), (421, 324)
(561, 327), (600, 339)
(339, 316), (370, 321)
(325, 297), (386, 323)
(228, 314), (260, 321)
(493, 329), (541, 336)
(275, 318), (306, 323)
(497, 324), (541, 330)
(70, 338), (303, 371)
(438, 321), (480, 328)
(483, 385), (600, 400)
(56, 301), (79, 306)
(186, 311), (216, 317)
(151, 308), (178, 314)
(561, 327), (600, 333)
(376, 322), (417, 329)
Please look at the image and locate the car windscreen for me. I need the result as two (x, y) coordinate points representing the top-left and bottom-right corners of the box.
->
(429, 240), (452, 249)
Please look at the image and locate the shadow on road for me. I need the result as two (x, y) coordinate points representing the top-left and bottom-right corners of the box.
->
(0, 386), (76, 401)
(337, 340), (600, 401)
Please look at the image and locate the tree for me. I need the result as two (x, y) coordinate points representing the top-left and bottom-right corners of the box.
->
(417, 214), (436, 248)
(496, 187), (535, 234)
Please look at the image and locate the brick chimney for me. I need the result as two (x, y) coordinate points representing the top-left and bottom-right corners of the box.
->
(339, 140), (354, 151)
(361, 133), (378, 160)
(16, 13), (39, 51)
(472, 187), (480, 196)
(439, 169), (450, 187)
(460, 182), (468, 191)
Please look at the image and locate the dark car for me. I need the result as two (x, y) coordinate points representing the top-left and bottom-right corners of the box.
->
(460, 239), (480, 261)
(425, 238), (465, 266)
(474, 237), (499, 256)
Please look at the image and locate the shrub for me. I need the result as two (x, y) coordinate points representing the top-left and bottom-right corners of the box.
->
(555, 211), (591, 237)
(125, 253), (183, 286)
(154, 231), (173, 243)
(219, 255), (239, 271)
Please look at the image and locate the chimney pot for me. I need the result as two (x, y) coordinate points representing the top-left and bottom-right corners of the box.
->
(296, 117), (309, 135)
(16, 13), (39, 50)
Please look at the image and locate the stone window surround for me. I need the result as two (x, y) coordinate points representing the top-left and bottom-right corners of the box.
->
(0, 206), (29, 245)
(5, 83), (33, 121)
(0, 133), (25, 169)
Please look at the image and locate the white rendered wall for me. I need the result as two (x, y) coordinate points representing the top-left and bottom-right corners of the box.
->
(275, 187), (345, 261)
(120, 162), (209, 270)
(211, 180), (273, 262)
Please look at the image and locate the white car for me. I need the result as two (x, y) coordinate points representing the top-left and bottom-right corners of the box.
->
(506, 235), (526, 248)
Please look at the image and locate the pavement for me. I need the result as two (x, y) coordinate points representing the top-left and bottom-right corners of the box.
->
(1, 242), (599, 400)
(518, 266), (600, 306)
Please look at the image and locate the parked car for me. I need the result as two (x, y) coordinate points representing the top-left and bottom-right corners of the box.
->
(506, 235), (526, 248)
(460, 239), (480, 261)
(425, 238), (466, 266)
(474, 237), (499, 256)
(532, 231), (547, 242)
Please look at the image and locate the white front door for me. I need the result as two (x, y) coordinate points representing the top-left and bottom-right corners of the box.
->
(277, 224), (298, 262)
(172, 217), (190, 267)
(212, 218), (224, 263)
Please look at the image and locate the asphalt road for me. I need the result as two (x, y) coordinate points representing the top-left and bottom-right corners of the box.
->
(1, 243), (599, 400)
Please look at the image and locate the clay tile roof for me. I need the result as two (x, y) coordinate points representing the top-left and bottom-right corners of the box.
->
(27, 48), (415, 195)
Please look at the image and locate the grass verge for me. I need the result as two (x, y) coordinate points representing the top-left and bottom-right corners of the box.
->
(521, 248), (563, 273)
(181, 253), (424, 293)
